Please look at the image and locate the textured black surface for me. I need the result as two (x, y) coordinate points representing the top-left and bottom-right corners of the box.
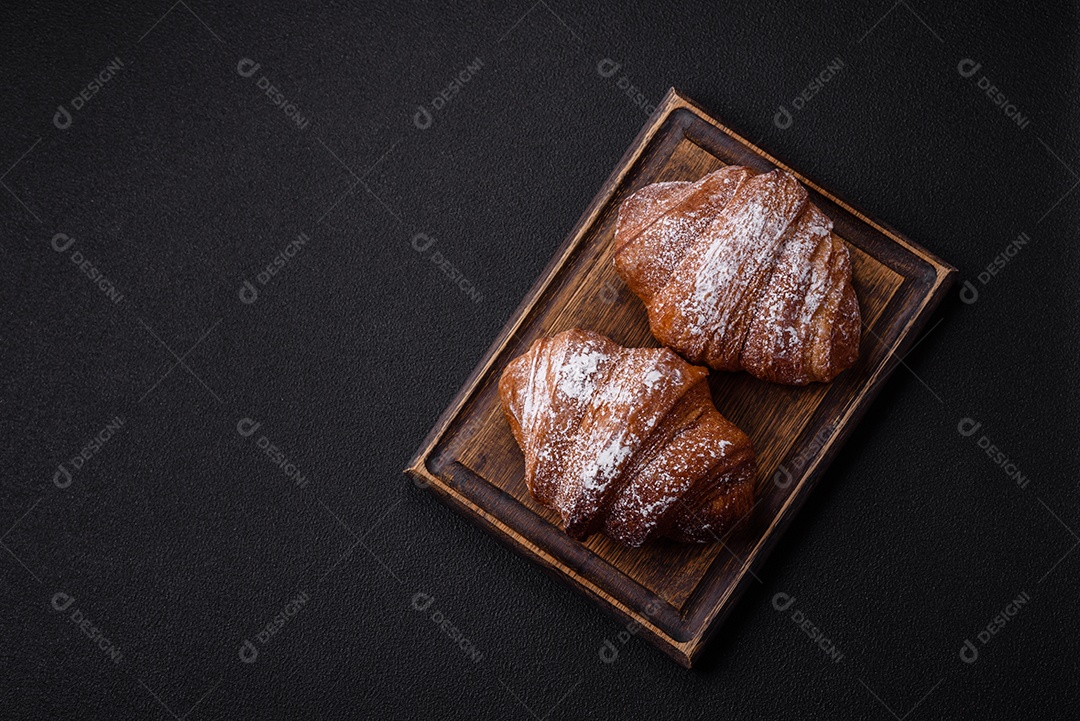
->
(1, 1), (1077, 718)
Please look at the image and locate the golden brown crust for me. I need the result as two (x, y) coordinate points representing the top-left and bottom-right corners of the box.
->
(614, 167), (861, 385)
(614, 167), (749, 304)
(499, 329), (756, 547)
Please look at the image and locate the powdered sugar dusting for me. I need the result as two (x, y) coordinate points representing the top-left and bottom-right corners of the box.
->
(676, 172), (805, 359)
(499, 328), (754, 546)
(615, 165), (860, 383)
(556, 349), (606, 400)
(614, 167), (747, 302)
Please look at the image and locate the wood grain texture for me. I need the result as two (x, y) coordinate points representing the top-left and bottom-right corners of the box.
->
(405, 89), (956, 667)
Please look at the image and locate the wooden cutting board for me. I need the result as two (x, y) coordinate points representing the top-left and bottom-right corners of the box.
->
(405, 88), (956, 667)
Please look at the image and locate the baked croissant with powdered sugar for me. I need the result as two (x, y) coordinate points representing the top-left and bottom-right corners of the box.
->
(499, 329), (755, 547)
(614, 165), (861, 385)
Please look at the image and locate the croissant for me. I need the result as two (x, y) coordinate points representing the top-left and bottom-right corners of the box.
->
(613, 166), (861, 385)
(499, 329), (755, 547)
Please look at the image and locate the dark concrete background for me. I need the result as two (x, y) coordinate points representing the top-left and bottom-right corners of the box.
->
(1, 1), (1076, 718)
